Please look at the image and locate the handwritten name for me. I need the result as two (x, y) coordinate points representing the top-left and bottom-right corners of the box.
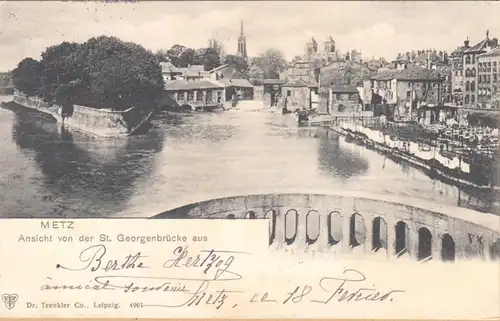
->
(56, 244), (150, 272)
(163, 246), (243, 280)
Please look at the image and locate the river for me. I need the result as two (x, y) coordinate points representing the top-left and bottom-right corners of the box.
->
(0, 95), (497, 218)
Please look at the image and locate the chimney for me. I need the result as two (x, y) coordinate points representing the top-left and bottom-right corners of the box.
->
(464, 37), (470, 48)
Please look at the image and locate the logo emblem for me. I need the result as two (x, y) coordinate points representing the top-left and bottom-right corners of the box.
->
(2, 294), (18, 310)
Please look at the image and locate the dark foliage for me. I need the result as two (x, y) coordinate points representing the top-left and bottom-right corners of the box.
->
(15, 36), (164, 111)
(11, 58), (42, 97)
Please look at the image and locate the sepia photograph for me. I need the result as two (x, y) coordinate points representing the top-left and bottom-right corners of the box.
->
(0, 2), (500, 318)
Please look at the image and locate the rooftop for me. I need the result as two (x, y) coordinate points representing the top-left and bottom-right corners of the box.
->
(164, 79), (224, 91)
(330, 85), (359, 94)
(371, 66), (440, 81)
(160, 62), (182, 74)
(218, 78), (254, 88)
(478, 46), (500, 58)
(283, 79), (313, 87)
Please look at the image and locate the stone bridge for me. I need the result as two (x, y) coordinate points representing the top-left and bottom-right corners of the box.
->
(153, 193), (500, 262)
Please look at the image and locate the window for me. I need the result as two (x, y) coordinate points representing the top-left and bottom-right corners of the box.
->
(455, 71), (459, 76)
(466, 81), (470, 91)
(206, 90), (213, 102)
(217, 91), (223, 103)
(178, 91), (187, 101)
(196, 90), (203, 102)
(287, 90), (291, 97)
(187, 90), (194, 102)
(471, 95), (475, 103)
(472, 68), (476, 77)
(487, 75), (491, 83)
(348, 94), (356, 100)
(465, 68), (470, 77)
(336, 93), (342, 100)
(406, 91), (411, 99)
(472, 55), (475, 64)
(465, 55), (471, 64)
(471, 81), (476, 91)
(465, 95), (470, 104)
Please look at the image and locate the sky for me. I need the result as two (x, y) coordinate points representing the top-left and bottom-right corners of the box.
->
(1, 1), (500, 71)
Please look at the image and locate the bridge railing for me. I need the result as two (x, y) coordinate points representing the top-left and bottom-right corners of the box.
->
(152, 193), (500, 263)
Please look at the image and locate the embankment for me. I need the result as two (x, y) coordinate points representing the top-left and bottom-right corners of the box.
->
(7, 91), (148, 137)
(329, 123), (498, 192)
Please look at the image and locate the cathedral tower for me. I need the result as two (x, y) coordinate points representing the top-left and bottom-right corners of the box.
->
(237, 20), (247, 59)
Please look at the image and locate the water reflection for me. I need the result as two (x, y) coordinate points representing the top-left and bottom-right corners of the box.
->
(316, 128), (369, 179)
(10, 107), (166, 217)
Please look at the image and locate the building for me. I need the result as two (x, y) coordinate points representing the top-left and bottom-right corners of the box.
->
(317, 60), (375, 114)
(282, 79), (314, 110)
(323, 36), (337, 62)
(477, 46), (500, 109)
(160, 62), (183, 82)
(450, 40), (469, 106)
(261, 79), (286, 107)
(208, 64), (254, 100)
(369, 66), (443, 118)
(237, 20), (247, 60)
(164, 79), (225, 110)
(304, 37), (318, 61)
(463, 31), (498, 108)
(0, 72), (13, 94)
(177, 65), (208, 81)
(327, 85), (361, 113)
(283, 60), (316, 84)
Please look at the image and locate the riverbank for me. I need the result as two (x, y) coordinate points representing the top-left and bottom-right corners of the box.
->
(3, 91), (152, 137)
(325, 122), (499, 193)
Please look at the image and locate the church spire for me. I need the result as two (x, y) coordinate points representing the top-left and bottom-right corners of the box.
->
(237, 19), (247, 59)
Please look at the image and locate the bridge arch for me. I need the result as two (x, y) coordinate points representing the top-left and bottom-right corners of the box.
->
(328, 211), (342, 245)
(226, 214), (236, 219)
(306, 210), (320, 244)
(441, 233), (456, 262)
(265, 209), (277, 245)
(349, 213), (365, 248)
(395, 221), (410, 257)
(285, 209), (298, 244)
(418, 227), (433, 261)
(372, 217), (388, 251)
(245, 211), (257, 219)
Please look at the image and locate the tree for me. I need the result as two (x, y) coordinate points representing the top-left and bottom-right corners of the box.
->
(78, 36), (164, 111)
(11, 58), (42, 96)
(37, 41), (80, 103)
(208, 37), (226, 60)
(223, 54), (249, 72)
(23, 36), (164, 112)
(194, 47), (220, 71)
(257, 48), (287, 79)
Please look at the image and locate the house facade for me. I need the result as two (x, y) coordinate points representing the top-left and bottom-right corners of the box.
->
(328, 85), (361, 113)
(450, 40), (468, 106)
(370, 66), (442, 118)
(462, 32), (498, 108)
(477, 47), (500, 109)
(164, 79), (225, 110)
(282, 79), (313, 110)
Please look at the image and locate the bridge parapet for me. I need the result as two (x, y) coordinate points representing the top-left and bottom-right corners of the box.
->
(153, 193), (500, 262)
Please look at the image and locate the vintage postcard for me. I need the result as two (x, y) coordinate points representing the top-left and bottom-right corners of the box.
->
(0, 0), (499, 319)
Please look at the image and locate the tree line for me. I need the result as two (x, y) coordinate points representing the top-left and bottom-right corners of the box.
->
(155, 43), (288, 80)
(12, 36), (164, 112)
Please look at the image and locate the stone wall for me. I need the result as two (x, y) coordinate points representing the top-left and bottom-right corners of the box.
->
(12, 91), (130, 137)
